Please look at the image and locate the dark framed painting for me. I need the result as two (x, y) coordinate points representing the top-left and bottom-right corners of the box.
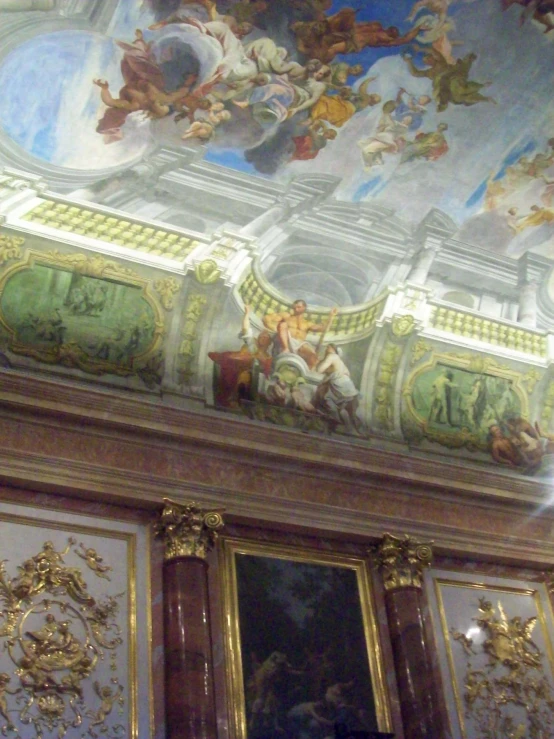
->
(220, 538), (392, 739)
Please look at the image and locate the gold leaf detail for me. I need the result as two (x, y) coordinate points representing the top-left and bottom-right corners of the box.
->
(153, 276), (181, 311)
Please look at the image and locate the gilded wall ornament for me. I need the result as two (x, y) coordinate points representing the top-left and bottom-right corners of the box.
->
(43, 250), (136, 280)
(155, 499), (225, 560)
(194, 259), (221, 284)
(373, 533), (433, 590)
(391, 314), (416, 337)
(0, 235), (24, 266)
(411, 338), (432, 366)
(178, 293), (207, 383)
(374, 341), (402, 430)
(522, 367), (542, 394)
(451, 597), (554, 738)
(0, 538), (125, 739)
(153, 276), (181, 311)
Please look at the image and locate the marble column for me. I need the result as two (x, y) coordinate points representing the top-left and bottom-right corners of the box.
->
(408, 242), (440, 286)
(156, 499), (224, 739)
(375, 534), (445, 739)
(518, 280), (538, 328)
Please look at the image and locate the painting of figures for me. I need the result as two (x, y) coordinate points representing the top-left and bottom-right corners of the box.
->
(0, 261), (157, 371)
(209, 301), (367, 435)
(221, 539), (391, 739)
(1, 0), (554, 479)
(0, 0), (554, 256)
(411, 364), (521, 438)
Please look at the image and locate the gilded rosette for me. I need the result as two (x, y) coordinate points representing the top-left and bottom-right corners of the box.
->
(374, 533), (433, 591)
(156, 499), (224, 560)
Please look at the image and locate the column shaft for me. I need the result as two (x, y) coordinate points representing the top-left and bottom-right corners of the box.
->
(164, 556), (217, 739)
(518, 280), (538, 328)
(385, 587), (444, 738)
(409, 246), (438, 285)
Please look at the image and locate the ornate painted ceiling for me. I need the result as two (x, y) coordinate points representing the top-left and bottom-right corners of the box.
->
(0, 0), (554, 481)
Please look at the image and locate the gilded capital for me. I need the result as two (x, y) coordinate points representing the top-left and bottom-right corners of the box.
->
(156, 498), (225, 560)
(374, 533), (433, 591)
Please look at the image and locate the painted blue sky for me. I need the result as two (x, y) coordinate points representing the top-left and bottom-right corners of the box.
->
(0, 0), (552, 229)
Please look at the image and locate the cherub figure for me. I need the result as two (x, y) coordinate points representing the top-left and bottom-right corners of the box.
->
(181, 103), (232, 141)
(0, 673), (20, 732)
(76, 543), (112, 581)
(31, 539), (94, 606)
(88, 681), (124, 726)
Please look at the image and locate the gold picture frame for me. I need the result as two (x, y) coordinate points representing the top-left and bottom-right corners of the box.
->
(220, 537), (392, 738)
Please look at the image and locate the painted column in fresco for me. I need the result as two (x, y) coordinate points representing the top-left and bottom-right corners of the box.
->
(239, 202), (289, 238)
(409, 241), (441, 286)
(518, 280), (538, 327)
(156, 500), (225, 739)
(0, 0), (54, 8)
(375, 534), (446, 739)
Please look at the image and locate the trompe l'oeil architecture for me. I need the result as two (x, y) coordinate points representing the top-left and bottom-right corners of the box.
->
(1, 1), (554, 738)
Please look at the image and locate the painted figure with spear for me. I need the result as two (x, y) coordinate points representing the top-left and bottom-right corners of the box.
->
(262, 299), (337, 370)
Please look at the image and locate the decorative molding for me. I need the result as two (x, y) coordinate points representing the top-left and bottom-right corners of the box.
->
(0, 538), (125, 738)
(155, 499), (224, 559)
(177, 293), (207, 384)
(374, 340), (402, 430)
(0, 234), (23, 265)
(2, 443), (554, 566)
(391, 314), (416, 337)
(3, 374), (554, 518)
(153, 277), (181, 311)
(374, 533), (433, 591)
(194, 259), (221, 285)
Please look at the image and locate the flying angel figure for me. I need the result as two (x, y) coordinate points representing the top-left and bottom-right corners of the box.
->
(407, 0), (453, 22)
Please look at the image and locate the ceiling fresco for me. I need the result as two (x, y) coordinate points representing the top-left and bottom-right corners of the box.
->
(0, 0), (553, 242)
(1, 0), (554, 482)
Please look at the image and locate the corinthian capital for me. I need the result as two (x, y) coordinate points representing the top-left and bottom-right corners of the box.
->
(156, 499), (224, 560)
(374, 533), (433, 591)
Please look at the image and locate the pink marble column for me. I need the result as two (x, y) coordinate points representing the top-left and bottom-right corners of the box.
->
(375, 534), (446, 739)
(157, 500), (224, 739)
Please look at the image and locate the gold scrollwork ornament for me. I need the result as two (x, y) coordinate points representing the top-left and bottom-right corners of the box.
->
(391, 314), (416, 337)
(156, 499), (225, 559)
(194, 259), (221, 285)
(154, 276), (181, 311)
(0, 539), (125, 739)
(373, 533), (433, 590)
(451, 597), (554, 738)
(0, 235), (24, 266)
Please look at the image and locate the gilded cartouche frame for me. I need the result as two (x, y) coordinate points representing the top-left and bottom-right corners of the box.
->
(432, 576), (554, 739)
(220, 536), (393, 738)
